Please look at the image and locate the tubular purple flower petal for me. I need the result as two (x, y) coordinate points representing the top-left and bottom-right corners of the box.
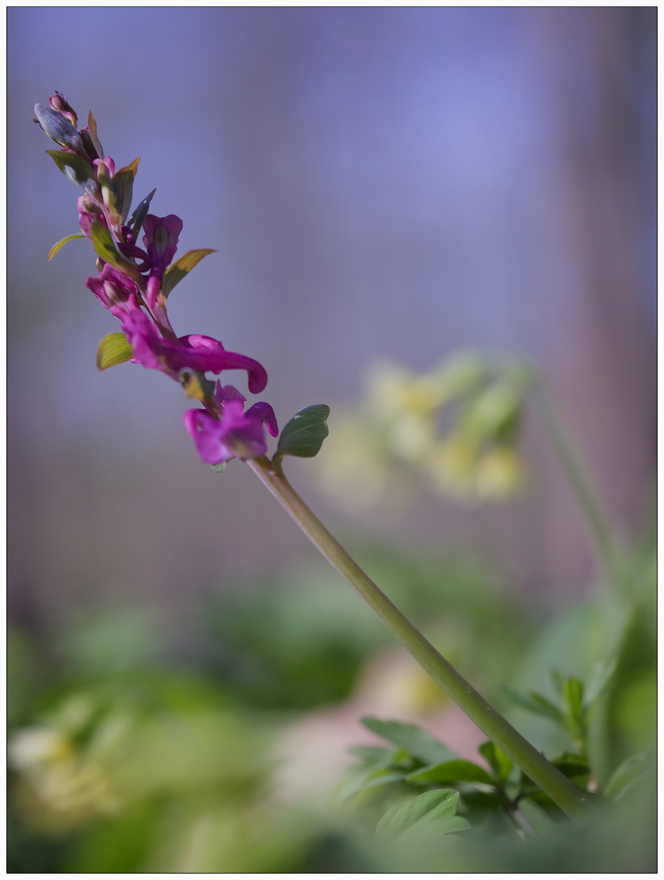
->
(176, 335), (268, 393)
(246, 401), (279, 437)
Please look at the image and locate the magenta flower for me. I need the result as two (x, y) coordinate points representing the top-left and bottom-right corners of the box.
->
(84, 264), (140, 312)
(142, 214), (183, 309)
(184, 384), (278, 464)
(119, 300), (268, 393)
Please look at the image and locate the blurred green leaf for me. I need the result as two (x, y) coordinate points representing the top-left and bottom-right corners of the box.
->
(162, 249), (216, 298)
(406, 759), (494, 786)
(96, 333), (134, 371)
(503, 687), (564, 722)
(584, 658), (617, 709)
(376, 789), (466, 843)
(361, 718), (456, 766)
(477, 741), (513, 781)
(347, 745), (400, 767)
(47, 233), (85, 260)
(604, 754), (647, 801)
(562, 678), (586, 750)
(277, 405), (330, 458)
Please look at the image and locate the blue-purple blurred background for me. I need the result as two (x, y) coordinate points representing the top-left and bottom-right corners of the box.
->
(8, 7), (656, 631)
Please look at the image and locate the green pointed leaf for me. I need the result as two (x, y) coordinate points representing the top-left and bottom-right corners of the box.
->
(276, 405), (330, 459)
(347, 745), (400, 767)
(47, 233), (85, 260)
(503, 686), (564, 722)
(128, 188), (156, 238)
(361, 717), (456, 765)
(96, 333), (134, 371)
(562, 678), (586, 748)
(376, 789), (464, 843)
(46, 149), (97, 195)
(111, 157), (140, 224)
(89, 221), (141, 279)
(478, 741), (513, 781)
(161, 249), (217, 298)
(87, 111), (105, 159)
(604, 753), (647, 801)
(406, 759), (494, 787)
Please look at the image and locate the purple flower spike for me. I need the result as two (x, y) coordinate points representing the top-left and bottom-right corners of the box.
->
(184, 395), (277, 465)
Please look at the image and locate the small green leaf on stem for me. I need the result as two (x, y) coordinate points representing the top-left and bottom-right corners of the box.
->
(362, 717), (456, 765)
(111, 157), (140, 223)
(276, 404), (330, 459)
(96, 333), (134, 371)
(181, 370), (216, 401)
(162, 249), (217, 298)
(478, 741), (513, 781)
(604, 753), (646, 801)
(48, 233), (85, 260)
(406, 759), (494, 786)
(87, 111), (105, 159)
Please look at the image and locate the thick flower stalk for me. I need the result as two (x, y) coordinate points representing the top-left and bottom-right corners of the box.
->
(35, 92), (276, 462)
(36, 93), (593, 821)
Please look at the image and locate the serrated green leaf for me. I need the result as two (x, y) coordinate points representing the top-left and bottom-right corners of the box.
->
(47, 233), (85, 260)
(376, 789), (462, 843)
(161, 249), (217, 298)
(361, 717), (456, 765)
(478, 741), (513, 781)
(90, 221), (141, 279)
(604, 753), (647, 800)
(406, 759), (494, 787)
(46, 149), (98, 194)
(129, 188), (156, 238)
(276, 405), (330, 459)
(96, 333), (134, 371)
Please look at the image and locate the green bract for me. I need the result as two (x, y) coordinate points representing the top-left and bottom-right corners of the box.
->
(96, 333), (134, 371)
(276, 405), (330, 458)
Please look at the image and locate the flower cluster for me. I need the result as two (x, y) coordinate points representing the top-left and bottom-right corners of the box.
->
(316, 353), (532, 510)
(35, 93), (276, 465)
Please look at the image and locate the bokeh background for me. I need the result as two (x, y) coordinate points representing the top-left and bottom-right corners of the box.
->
(7, 7), (656, 873)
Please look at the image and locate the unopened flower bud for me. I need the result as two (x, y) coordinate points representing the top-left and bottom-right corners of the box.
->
(48, 91), (78, 128)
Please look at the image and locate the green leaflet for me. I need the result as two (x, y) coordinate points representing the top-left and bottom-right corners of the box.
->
(48, 233), (85, 260)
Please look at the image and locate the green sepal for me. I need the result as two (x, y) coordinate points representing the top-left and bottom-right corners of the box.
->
(361, 717), (456, 765)
(276, 405), (330, 459)
(89, 221), (141, 279)
(96, 333), (134, 371)
(128, 188), (156, 238)
(111, 158), (140, 224)
(376, 789), (467, 843)
(161, 249), (217, 298)
(87, 111), (105, 159)
(406, 759), (494, 787)
(181, 370), (216, 402)
(46, 149), (98, 195)
(47, 233), (85, 260)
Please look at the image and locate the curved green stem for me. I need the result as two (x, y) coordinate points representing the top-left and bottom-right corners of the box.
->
(246, 455), (594, 820)
(532, 380), (624, 594)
